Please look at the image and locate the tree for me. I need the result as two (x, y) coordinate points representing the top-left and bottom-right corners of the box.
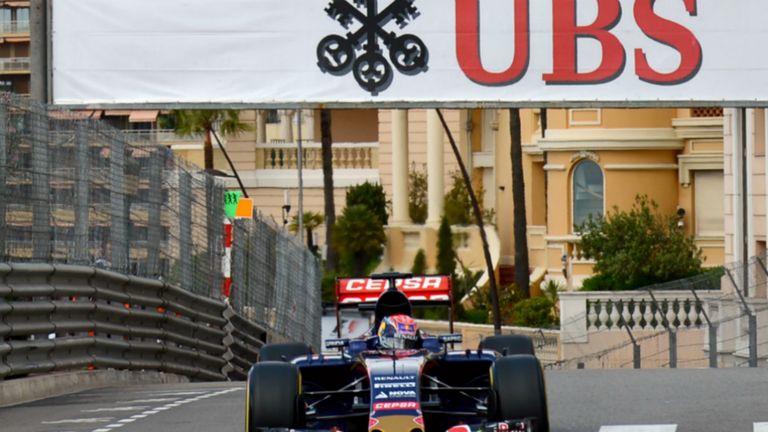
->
(509, 108), (530, 297)
(289, 211), (324, 252)
(346, 181), (389, 225)
(435, 109), (501, 335)
(408, 164), (428, 224)
(171, 110), (252, 171)
(444, 171), (473, 225)
(333, 205), (386, 277)
(577, 195), (704, 290)
(436, 217), (456, 277)
(411, 249), (427, 275)
(321, 109), (338, 272)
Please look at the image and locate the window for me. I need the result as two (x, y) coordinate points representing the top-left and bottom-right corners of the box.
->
(694, 170), (724, 237)
(572, 160), (604, 230)
(15, 8), (29, 22)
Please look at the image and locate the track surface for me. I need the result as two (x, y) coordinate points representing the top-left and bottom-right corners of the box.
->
(2, 369), (768, 431)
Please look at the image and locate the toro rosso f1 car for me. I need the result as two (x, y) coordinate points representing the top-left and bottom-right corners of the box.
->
(245, 273), (549, 432)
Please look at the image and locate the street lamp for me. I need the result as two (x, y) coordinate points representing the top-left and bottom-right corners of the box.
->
(282, 190), (291, 228)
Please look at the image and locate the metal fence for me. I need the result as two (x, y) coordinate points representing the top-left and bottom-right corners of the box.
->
(0, 263), (262, 381)
(0, 94), (321, 348)
(556, 254), (768, 370)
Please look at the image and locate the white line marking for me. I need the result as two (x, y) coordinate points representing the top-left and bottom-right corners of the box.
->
(87, 387), (242, 432)
(116, 398), (179, 404)
(754, 423), (768, 432)
(42, 418), (113, 425)
(82, 407), (149, 413)
(599, 426), (677, 432)
(150, 391), (209, 395)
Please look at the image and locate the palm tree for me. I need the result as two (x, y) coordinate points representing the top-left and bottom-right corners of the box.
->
(289, 211), (324, 252)
(435, 109), (502, 335)
(321, 109), (338, 272)
(172, 110), (252, 171)
(510, 108), (530, 297)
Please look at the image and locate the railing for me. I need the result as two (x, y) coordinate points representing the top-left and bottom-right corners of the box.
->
(0, 20), (30, 35)
(119, 129), (204, 144)
(0, 57), (30, 72)
(0, 263), (264, 381)
(256, 142), (378, 170)
(585, 293), (710, 331)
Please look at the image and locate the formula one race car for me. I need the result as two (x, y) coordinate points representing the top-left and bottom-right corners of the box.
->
(245, 273), (549, 432)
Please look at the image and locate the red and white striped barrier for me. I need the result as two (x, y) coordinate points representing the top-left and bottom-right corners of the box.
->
(222, 219), (232, 298)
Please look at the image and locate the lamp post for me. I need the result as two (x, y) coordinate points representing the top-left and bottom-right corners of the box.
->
(282, 190), (291, 229)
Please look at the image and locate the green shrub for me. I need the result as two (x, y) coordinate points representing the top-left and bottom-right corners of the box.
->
(346, 181), (389, 225)
(411, 249), (427, 275)
(333, 205), (386, 277)
(321, 272), (337, 304)
(577, 195), (704, 290)
(511, 297), (557, 328)
(409, 164), (428, 224)
(436, 217), (456, 277)
(444, 171), (473, 225)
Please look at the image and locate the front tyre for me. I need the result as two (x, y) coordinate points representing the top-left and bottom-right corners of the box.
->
(490, 355), (549, 432)
(246, 362), (304, 431)
(480, 334), (535, 356)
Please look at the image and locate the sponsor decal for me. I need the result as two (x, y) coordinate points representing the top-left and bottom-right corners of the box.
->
(374, 392), (388, 400)
(373, 401), (418, 411)
(369, 417), (379, 428)
(374, 382), (416, 389)
(414, 416), (424, 426)
(373, 375), (416, 381)
(387, 390), (417, 398)
(317, 0), (429, 95)
(447, 426), (471, 432)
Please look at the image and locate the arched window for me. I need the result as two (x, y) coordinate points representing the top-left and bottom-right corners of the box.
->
(572, 160), (604, 230)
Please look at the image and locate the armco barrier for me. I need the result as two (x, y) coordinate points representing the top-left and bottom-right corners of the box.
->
(0, 263), (267, 381)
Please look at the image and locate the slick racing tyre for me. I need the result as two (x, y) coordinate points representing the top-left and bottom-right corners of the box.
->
(490, 355), (549, 432)
(480, 334), (535, 356)
(246, 362), (304, 431)
(258, 342), (311, 362)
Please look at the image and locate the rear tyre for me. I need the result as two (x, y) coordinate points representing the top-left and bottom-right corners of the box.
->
(246, 362), (304, 431)
(480, 335), (535, 356)
(490, 355), (549, 432)
(258, 342), (311, 362)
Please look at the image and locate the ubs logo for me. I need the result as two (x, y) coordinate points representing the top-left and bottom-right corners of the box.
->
(317, 0), (429, 95)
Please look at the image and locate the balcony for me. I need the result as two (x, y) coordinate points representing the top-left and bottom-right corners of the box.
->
(0, 56), (29, 74)
(220, 141), (380, 189)
(0, 20), (29, 36)
(256, 141), (378, 170)
(120, 129), (203, 146)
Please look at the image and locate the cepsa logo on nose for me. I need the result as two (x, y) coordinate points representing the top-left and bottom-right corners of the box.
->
(340, 277), (445, 292)
(373, 401), (418, 411)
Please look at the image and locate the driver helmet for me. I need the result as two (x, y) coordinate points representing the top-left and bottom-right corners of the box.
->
(377, 314), (419, 349)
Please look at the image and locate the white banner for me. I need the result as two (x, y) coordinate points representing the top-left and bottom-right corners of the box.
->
(52, 0), (768, 107)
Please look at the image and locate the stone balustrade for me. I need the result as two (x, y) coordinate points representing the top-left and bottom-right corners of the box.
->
(257, 142), (378, 170)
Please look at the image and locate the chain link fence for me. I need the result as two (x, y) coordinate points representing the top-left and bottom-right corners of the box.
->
(0, 94), (320, 348)
(556, 254), (768, 370)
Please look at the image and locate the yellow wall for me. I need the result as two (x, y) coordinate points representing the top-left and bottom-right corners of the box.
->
(314, 109), (379, 143)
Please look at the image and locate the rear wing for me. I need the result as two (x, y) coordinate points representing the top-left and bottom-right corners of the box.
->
(334, 273), (455, 338)
(336, 275), (453, 308)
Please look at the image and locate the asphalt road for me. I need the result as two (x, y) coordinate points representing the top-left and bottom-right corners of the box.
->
(2, 369), (768, 431)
